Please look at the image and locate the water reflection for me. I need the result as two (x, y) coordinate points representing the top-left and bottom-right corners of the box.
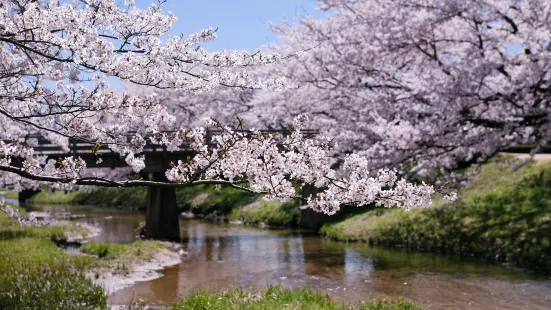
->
(24, 204), (551, 309)
(113, 220), (551, 309)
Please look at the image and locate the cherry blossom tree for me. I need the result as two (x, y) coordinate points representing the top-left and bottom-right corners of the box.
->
(0, 0), (440, 220)
(218, 0), (551, 177)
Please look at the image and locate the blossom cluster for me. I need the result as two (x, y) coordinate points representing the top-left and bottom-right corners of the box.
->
(161, 0), (551, 180)
(0, 0), (452, 216)
(0, 0), (288, 179)
(166, 116), (441, 214)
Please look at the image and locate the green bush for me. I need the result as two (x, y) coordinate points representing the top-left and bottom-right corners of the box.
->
(169, 286), (423, 310)
(321, 158), (551, 272)
(0, 238), (106, 310)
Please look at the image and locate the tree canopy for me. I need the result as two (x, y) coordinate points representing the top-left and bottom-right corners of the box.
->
(0, 0), (441, 217)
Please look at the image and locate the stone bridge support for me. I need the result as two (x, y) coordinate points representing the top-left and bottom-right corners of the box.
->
(299, 184), (346, 230)
(299, 184), (333, 230)
(145, 172), (180, 241)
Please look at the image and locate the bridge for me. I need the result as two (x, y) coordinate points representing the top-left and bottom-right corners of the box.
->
(16, 130), (320, 240)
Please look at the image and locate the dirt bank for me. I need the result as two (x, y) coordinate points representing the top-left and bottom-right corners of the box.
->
(87, 241), (183, 294)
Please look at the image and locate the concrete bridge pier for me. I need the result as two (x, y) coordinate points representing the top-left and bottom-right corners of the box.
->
(145, 172), (180, 241)
(299, 184), (345, 230)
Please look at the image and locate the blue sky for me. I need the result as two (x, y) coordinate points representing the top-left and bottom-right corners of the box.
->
(134, 0), (326, 51)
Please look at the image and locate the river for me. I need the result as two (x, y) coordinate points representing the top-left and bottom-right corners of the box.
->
(24, 204), (551, 310)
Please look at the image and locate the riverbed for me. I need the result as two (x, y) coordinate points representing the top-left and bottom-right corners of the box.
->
(25, 204), (551, 310)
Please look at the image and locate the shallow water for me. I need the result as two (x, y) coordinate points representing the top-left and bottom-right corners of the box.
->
(27, 204), (551, 309)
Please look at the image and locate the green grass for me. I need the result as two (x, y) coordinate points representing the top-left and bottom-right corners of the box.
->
(0, 204), (89, 243)
(27, 188), (148, 210)
(320, 157), (551, 272)
(27, 184), (257, 214)
(81, 240), (161, 260)
(183, 185), (258, 215)
(0, 204), (92, 244)
(2, 191), (18, 199)
(82, 240), (165, 278)
(81, 242), (131, 259)
(27, 189), (88, 204)
(0, 238), (106, 310)
(228, 200), (302, 226)
(0, 204), (107, 309)
(169, 286), (423, 310)
(76, 187), (148, 210)
(0, 203), (26, 219)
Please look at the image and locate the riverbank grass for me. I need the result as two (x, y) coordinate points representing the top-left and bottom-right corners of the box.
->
(27, 189), (91, 204)
(0, 204), (108, 309)
(169, 286), (423, 310)
(0, 234), (106, 309)
(27, 184), (257, 214)
(1, 191), (18, 199)
(82, 240), (161, 261)
(82, 240), (182, 294)
(228, 200), (301, 226)
(0, 204), (89, 243)
(321, 157), (551, 272)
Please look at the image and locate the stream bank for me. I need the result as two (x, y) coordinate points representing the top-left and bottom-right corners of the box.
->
(1, 203), (427, 310)
(5, 202), (551, 309)
(321, 157), (551, 273)
(82, 240), (183, 294)
(0, 203), (183, 309)
(17, 156), (551, 274)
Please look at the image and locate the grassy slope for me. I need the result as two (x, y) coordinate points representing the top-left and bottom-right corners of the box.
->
(0, 205), (107, 309)
(169, 286), (423, 310)
(26, 185), (253, 213)
(27, 188), (147, 210)
(320, 157), (551, 272)
(27, 190), (86, 204)
(228, 200), (302, 226)
(184, 185), (258, 215)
